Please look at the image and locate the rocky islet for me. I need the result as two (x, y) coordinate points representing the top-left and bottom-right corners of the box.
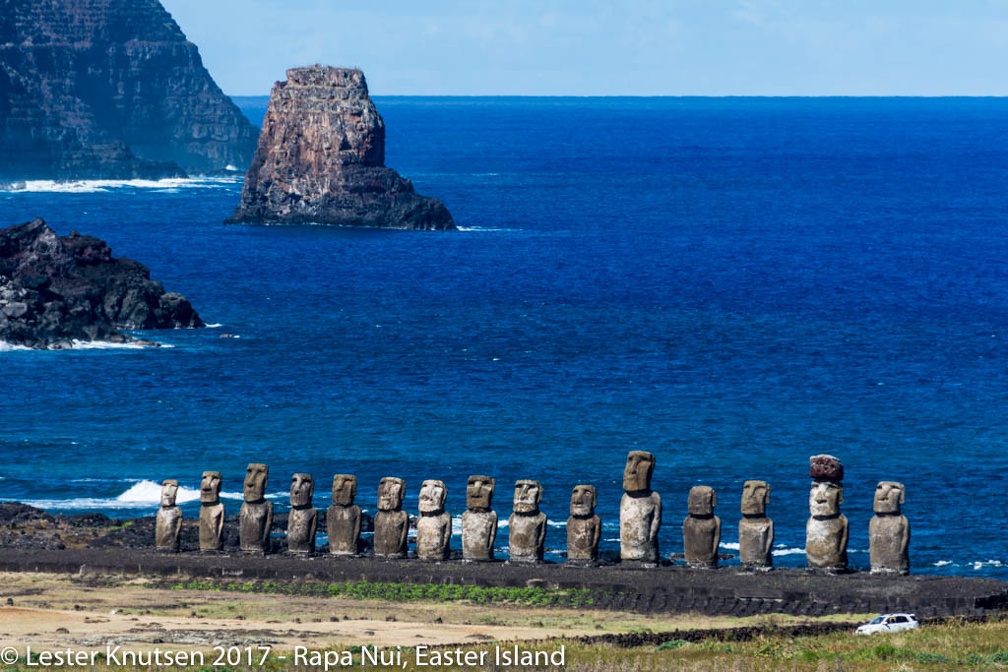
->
(227, 65), (456, 230)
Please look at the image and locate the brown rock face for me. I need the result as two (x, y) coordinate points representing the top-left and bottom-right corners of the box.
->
(227, 66), (455, 230)
(0, 0), (257, 180)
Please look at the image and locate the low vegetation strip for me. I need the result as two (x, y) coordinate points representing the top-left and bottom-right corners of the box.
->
(164, 577), (600, 607)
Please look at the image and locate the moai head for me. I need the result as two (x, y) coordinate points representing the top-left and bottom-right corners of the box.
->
(570, 484), (597, 518)
(331, 474), (357, 506)
(466, 475), (495, 511)
(874, 481), (905, 515)
(290, 473), (314, 508)
(200, 471), (222, 504)
(741, 480), (770, 516)
(623, 450), (655, 493)
(419, 479), (447, 514)
(377, 477), (405, 512)
(243, 463), (269, 502)
(688, 485), (717, 516)
(161, 479), (179, 508)
(809, 481), (843, 518)
(513, 479), (542, 515)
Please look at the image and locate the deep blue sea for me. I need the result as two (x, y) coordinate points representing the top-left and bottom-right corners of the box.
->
(2, 97), (1007, 577)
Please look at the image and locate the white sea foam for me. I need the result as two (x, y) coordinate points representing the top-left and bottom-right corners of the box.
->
(972, 560), (1005, 570)
(720, 541), (741, 551)
(771, 546), (807, 557)
(115, 479), (201, 505)
(933, 560), (954, 567)
(2, 176), (241, 194)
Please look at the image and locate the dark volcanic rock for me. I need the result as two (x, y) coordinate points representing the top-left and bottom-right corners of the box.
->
(227, 66), (455, 230)
(0, 218), (204, 348)
(0, 0), (257, 180)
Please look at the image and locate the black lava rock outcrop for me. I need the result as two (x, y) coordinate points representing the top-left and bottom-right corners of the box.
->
(0, 0), (257, 180)
(0, 218), (204, 349)
(227, 66), (455, 230)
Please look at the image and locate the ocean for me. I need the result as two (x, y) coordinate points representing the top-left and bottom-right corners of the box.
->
(1, 97), (1006, 576)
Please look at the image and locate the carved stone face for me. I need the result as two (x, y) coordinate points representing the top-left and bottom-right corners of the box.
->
(741, 480), (770, 516)
(513, 479), (542, 514)
(688, 485), (716, 516)
(809, 481), (843, 518)
(419, 479), (447, 514)
(570, 484), (597, 517)
(290, 473), (314, 508)
(377, 477), (405, 512)
(244, 463), (269, 502)
(466, 475), (495, 510)
(161, 479), (179, 507)
(331, 474), (357, 506)
(623, 451), (655, 493)
(874, 481), (905, 514)
(200, 471), (222, 504)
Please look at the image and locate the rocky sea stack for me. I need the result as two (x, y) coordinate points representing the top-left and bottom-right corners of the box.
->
(0, 0), (257, 180)
(227, 66), (455, 230)
(0, 218), (204, 349)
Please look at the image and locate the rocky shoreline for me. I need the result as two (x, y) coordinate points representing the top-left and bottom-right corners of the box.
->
(2, 502), (1005, 620)
(0, 218), (204, 349)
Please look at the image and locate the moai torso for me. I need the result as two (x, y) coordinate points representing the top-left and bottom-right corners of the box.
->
(327, 474), (362, 556)
(461, 475), (497, 562)
(239, 463), (273, 554)
(566, 484), (601, 563)
(373, 477), (408, 558)
(806, 455), (848, 571)
(620, 451), (662, 564)
(869, 481), (910, 575)
(198, 471), (225, 552)
(683, 486), (721, 568)
(287, 473), (317, 555)
(155, 479), (183, 552)
(738, 480), (774, 570)
(416, 479), (452, 561)
(508, 479), (547, 563)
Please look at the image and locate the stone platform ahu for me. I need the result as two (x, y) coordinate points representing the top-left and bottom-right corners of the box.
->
(227, 66), (455, 230)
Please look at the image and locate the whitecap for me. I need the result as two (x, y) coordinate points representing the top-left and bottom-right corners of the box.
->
(771, 546), (807, 557)
(719, 541), (740, 551)
(932, 560), (954, 567)
(3, 176), (242, 194)
(115, 479), (201, 505)
(972, 559), (1005, 570)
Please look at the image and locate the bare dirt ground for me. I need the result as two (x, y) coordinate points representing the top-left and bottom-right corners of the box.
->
(0, 571), (760, 654)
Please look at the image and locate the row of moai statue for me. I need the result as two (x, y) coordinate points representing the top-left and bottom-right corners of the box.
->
(154, 453), (909, 574)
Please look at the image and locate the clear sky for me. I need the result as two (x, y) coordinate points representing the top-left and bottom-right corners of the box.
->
(158, 0), (1008, 97)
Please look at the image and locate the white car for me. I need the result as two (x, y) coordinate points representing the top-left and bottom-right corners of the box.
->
(855, 613), (921, 635)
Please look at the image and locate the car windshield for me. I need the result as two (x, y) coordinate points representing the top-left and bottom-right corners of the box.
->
(868, 616), (885, 624)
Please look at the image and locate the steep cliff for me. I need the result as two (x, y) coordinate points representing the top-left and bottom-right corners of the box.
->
(0, 0), (257, 180)
(0, 218), (204, 349)
(227, 66), (455, 230)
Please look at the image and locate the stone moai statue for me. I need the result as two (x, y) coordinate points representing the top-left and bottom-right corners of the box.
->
(738, 480), (774, 570)
(461, 475), (498, 562)
(198, 470), (225, 552)
(239, 462), (273, 554)
(566, 484), (601, 564)
(508, 479), (547, 563)
(416, 479), (452, 561)
(683, 485), (721, 568)
(806, 454), (849, 572)
(327, 474), (362, 556)
(870, 481), (910, 575)
(155, 479), (183, 552)
(287, 472), (317, 555)
(620, 450), (662, 564)
(373, 476), (408, 558)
